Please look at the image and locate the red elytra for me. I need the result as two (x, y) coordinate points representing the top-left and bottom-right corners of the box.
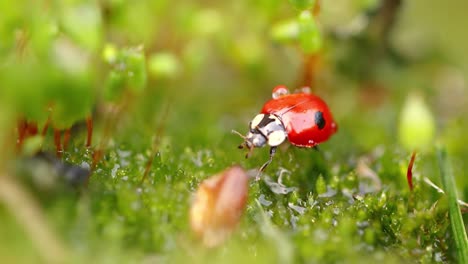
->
(235, 85), (337, 176)
(261, 88), (337, 147)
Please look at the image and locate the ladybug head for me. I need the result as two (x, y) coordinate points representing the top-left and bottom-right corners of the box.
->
(233, 114), (287, 157)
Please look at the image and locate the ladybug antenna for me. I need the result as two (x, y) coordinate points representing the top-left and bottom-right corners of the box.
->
(232, 129), (248, 149)
(231, 130), (254, 158)
(231, 129), (246, 140)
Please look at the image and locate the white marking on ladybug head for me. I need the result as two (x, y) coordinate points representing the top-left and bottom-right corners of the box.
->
(250, 114), (265, 130)
(268, 130), (286, 146)
(244, 114), (287, 148)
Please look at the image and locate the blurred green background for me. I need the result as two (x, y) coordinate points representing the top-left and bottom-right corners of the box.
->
(0, 0), (467, 263)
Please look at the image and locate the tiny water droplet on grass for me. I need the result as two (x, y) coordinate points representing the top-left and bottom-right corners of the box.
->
(258, 194), (272, 207)
(263, 176), (297, 194)
(288, 203), (306, 215)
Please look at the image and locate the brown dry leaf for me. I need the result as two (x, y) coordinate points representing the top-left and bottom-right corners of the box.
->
(190, 165), (248, 247)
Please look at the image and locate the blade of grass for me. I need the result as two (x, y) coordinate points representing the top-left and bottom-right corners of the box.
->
(0, 174), (68, 263)
(437, 146), (468, 263)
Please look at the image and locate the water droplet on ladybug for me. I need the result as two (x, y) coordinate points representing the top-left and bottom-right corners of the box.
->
(272, 85), (290, 99)
(298, 86), (311, 94)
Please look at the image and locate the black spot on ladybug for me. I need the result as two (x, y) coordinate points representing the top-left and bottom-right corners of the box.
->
(314, 111), (326, 130)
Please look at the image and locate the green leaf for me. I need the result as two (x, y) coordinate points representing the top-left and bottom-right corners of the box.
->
(437, 146), (468, 263)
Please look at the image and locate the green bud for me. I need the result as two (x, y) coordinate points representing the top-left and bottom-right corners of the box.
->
(123, 47), (147, 92)
(50, 77), (94, 129)
(148, 52), (181, 79)
(398, 93), (436, 151)
(61, 3), (102, 52)
(29, 15), (58, 57)
(105, 70), (126, 102)
(102, 43), (118, 64)
(358, 0), (379, 10)
(298, 11), (322, 54)
(289, 0), (316, 10)
(104, 46), (147, 101)
(271, 19), (299, 43)
(316, 175), (327, 195)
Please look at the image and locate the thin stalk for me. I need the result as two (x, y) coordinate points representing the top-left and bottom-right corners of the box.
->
(141, 102), (171, 184)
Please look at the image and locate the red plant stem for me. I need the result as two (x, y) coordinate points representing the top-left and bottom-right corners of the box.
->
(63, 128), (71, 151)
(407, 151), (416, 191)
(26, 122), (38, 136)
(141, 102), (171, 184)
(41, 117), (50, 136)
(302, 54), (319, 89)
(313, 0), (321, 16)
(91, 149), (103, 172)
(141, 155), (154, 184)
(16, 120), (39, 152)
(17, 120), (28, 150)
(91, 113), (114, 171)
(86, 116), (93, 147)
(53, 129), (62, 158)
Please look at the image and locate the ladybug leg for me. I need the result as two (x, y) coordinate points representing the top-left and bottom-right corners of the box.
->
(257, 146), (277, 180)
(313, 145), (320, 152)
(245, 144), (255, 158)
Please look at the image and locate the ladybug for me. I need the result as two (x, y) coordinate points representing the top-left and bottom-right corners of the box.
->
(234, 85), (337, 173)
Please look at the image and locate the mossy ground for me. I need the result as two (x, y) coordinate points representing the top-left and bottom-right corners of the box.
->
(2, 81), (467, 263)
